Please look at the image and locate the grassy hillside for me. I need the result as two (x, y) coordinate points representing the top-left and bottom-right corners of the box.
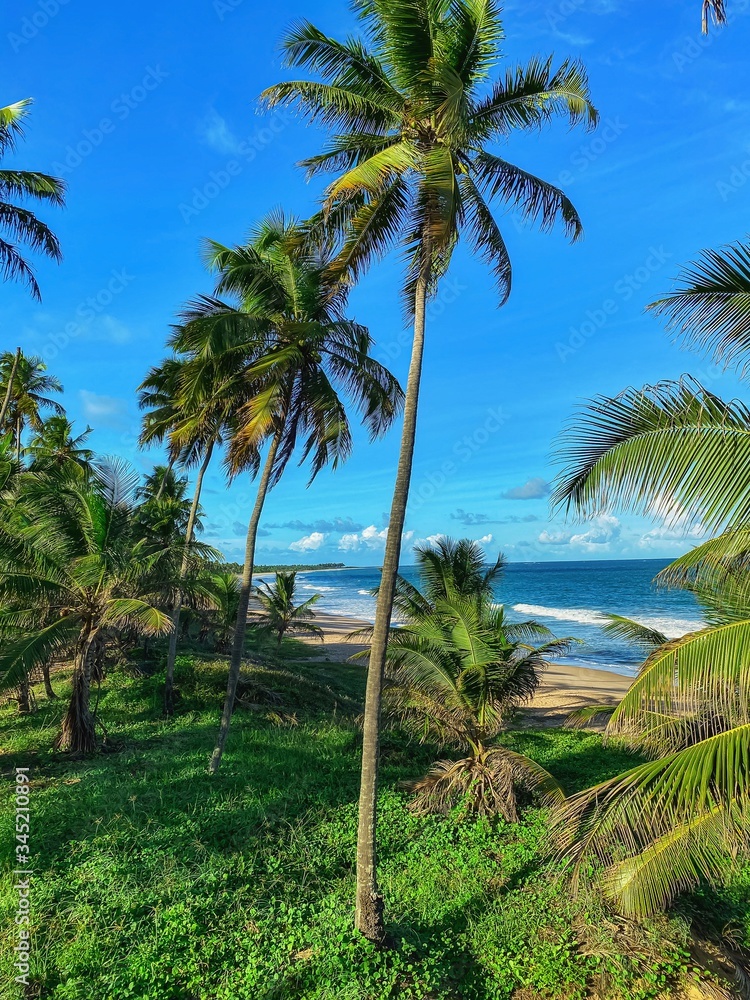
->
(1, 647), (748, 999)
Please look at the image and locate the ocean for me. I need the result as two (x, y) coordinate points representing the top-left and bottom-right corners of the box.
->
(286, 559), (704, 678)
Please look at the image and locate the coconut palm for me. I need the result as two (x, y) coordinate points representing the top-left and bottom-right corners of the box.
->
(262, 0), (597, 939)
(551, 240), (750, 918)
(203, 571), (242, 653)
(1, 100), (65, 299)
(27, 415), (93, 471)
(0, 350), (63, 462)
(255, 571), (323, 646)
(354, 538), (572, 819)
(139, 354), (234, 713)
(703, 0), (726, 31)
(188, 211), (402, 775)
(0, 464), (172, 752)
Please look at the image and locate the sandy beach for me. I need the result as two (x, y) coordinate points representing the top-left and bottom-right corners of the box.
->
(300, 609), (632, 728)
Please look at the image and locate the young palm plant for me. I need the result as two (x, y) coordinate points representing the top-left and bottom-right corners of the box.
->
(354, 539), (573, 820)
(173, 211), (402, 774)
(262, 0), (597, 939)
(551, 239), (750, 918)
(255, 571), (323, 646)
(0, 465), (172, 752)
(0, 100), (65, 299)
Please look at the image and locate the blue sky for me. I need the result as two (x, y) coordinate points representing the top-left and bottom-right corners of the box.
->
(2, 0), (749, 565)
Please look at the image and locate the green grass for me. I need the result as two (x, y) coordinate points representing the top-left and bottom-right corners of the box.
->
(0, 651), (746, 999)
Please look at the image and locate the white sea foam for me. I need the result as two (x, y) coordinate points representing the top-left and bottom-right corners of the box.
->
(512, 604), (703, 637)
(358, 589), (372, 595)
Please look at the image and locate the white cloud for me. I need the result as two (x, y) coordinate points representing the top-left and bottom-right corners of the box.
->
(339, 524), (414, 553)
(478, 533), (494, 545)
(538, 529), (572, 546)
(502, 477), (551, 500)
(79, 390), (127, 425)
(569, 515), (621, 552)
(197, 108), (242, 155)
(289, 531), (326, 553)
(638, 523), (707, 551)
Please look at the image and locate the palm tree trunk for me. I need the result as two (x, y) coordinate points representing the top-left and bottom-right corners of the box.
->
(56, 630), (98, 753)
(16, 676), (32, 714)
(355, 248), (432, 943)
(209, 430), (281, 774)
(164, 443), (214, 715)
(15, 416), (22, 465)
(42, 661), (57, 699)
(0, 347), (20, 430)
(155, 453), (177, 501)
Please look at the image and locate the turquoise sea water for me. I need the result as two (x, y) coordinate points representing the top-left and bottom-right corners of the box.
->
(281, 559), (703, 677)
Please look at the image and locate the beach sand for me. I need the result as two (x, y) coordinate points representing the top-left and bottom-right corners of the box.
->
(299, 610), (632, 729)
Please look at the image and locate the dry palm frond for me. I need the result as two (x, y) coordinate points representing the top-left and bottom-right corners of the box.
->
(408, 744), (564, 822)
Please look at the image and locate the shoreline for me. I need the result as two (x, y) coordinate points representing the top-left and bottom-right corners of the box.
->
(301, 608), (632, 728)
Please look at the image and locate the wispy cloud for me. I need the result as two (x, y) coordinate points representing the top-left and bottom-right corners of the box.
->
(197, 108), (242, 155)
(501, 477), (551, 500)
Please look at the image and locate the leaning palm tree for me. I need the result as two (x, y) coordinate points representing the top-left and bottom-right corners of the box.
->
(262, 0), (597, 939)
(177, 212), (402, 774)
(27, 415), (93, 471)
(0, 465), (172, 752)
(255, 571), (323, 646)
(551, 240), (750, 918)
(0, 350), (64, 462)
(1, 100), (65, 299)
(353, 538), (572, 819)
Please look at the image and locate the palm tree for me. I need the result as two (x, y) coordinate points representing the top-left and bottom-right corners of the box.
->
(185, 211), (402, 776)
(703, 0), (726, 31)
(27, 416), (93, 471)
(262, 0), (597, 939)
(255, 571), (323, 646)
(139, 355), (233, 713)
(1, 100), (65, 299)
(203, 571), (242, 653)
(0, 465), (172, 752)
(354, 538), (571, 819)
(0, 350), (63, 463)
(551, 240), (750, 918)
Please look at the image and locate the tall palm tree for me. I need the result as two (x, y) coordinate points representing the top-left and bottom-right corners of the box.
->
(262, 0), (597, 939)
(0, 465), (172, 752)
(255, 571), (323, 646)
(139, 355), (233, 713)
(551, 240), (750, 918)
(27, 415), (93, 471)
(1, 100), (65, 299)
(174, 211), (402, 774)
(0, 350), (63, 463)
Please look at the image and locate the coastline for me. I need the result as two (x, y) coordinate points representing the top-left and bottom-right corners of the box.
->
(300, 608), (632, 728)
